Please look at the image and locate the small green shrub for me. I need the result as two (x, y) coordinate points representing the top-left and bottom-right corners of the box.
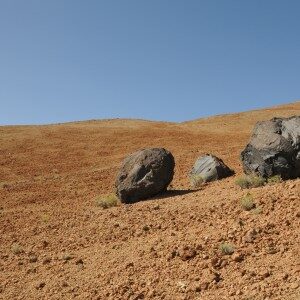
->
(190, 174), (204, 188)
(241, 193), (255, 211)
(235, 174), (265, 189)
(95, 193), (120, 209)
(219, 243), (234, 255)
(267, 175), (282, 185)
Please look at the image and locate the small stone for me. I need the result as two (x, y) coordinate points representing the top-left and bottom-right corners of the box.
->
(232, 252), (244, 262)
(194, 285), (201, 292)
(260, 270), (270, 279)
(210, 257), (219, 266)
(142, 225), (150, 232)
(26, 268), (37, 274)
(42, 257), (51, 264)
(36, 282), (45, 290)
(125, 262), (134, 268)
(198, 261), (208, 269)
(179, 247), (197, 261)
(213, 272), (222, 283)
(75, 259), (84, 265)
(281, 273), (288, 280)
(244, 233), (255, 243)
(168, 250), (177, 260)
(200, 282), (209, 290)
(267, 247), (277, 254)
(220, 259), (228, 268)
(290, 282), (299, 289)
(177, 281), (187, 291)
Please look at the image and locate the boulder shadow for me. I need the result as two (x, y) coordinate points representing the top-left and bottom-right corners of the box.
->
(151, 189), (197, 200)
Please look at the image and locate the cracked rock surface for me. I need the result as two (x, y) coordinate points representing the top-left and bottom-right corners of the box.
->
(241, 116), (300, 179)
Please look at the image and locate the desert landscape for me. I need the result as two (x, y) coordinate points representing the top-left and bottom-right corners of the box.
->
(0, 101), (299, 300)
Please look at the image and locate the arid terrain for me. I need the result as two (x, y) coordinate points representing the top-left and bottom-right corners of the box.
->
(0, 102), (299, 300)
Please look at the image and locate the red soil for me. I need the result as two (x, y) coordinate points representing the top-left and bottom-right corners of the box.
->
(0, 102), (299, 300)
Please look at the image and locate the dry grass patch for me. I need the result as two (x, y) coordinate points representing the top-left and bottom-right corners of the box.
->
(235, 174), (266, 189)
(252, 206), (262, 215)
(241, 193), (255, 211)
(0, 182), (10, 189)
(95, 193), (120, 209)
(40, 213), (50, 223)
(267, 175), (282, 185)
(11, 243), (23, 255)
(219, 243), (234, 255)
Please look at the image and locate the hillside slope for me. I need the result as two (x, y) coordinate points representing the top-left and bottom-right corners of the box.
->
(0, 102), (299, 300)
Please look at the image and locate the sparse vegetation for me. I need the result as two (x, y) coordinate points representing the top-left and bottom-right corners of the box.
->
(0, 182), (9, 189)
(235, 174), (266, 189)
(241, 193), (255, 211)
(62, 253), (73, 261)
(219, 243), (234, 255)
(189, 174), (204, 188)
(267, 175), (282, 185)
(236, 174), (283, 189)
(41, 213), (50, 223)
(252, 206), (262, 215)
(11, 243), (23, 255)
(95, 193), (120, 209)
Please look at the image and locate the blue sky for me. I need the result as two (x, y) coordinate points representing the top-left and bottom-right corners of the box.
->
(0, 0), (300, 125)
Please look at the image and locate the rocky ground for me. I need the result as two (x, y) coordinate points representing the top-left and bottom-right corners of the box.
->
(0, 102), (299, 300)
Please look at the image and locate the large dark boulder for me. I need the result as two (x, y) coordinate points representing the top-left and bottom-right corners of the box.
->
(115, 148), (175, 203)
(190, 154), (234, 184)
(241, 116), (300, 179)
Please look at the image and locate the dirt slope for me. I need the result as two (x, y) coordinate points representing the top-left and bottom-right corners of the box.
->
(0, 101), (299, 300)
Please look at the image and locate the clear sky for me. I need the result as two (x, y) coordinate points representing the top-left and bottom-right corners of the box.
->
(1, 0), (300, 125)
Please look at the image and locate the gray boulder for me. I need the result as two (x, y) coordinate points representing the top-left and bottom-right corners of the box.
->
(241, 116), (300, 179)
(115, 148), (175, 203)
(190, 154), (234, 184)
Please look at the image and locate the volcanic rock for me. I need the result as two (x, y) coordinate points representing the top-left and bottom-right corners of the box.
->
(115, 148), (175, 203)
(190, 154), (234, 183)
(241, 116), (300, 179)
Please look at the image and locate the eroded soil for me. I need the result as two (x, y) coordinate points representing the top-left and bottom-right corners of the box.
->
(0, 102), (299, 300)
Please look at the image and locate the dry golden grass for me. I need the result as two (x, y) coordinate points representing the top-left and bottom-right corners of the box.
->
(95, 193), (120, 209)
(235, 174), (266, 189)
(241, 193), (255, 211)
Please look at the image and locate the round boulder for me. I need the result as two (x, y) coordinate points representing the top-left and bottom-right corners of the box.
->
(241, 116), (300, 179)
(190, 154), (234, 183)
(115, 148), (175, 203)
